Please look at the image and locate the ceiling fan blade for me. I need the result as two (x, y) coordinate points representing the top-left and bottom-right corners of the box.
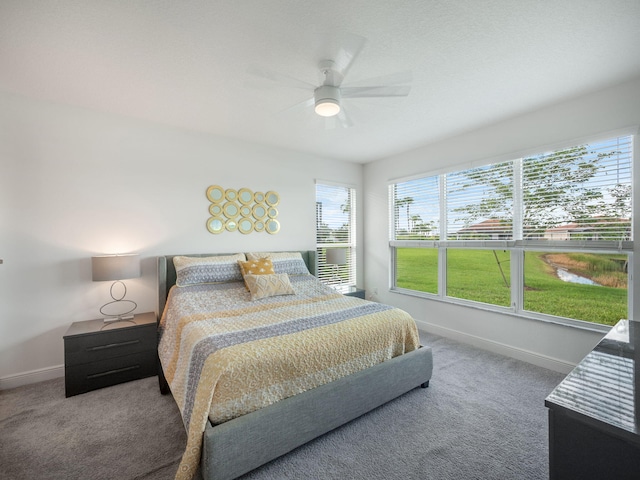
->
(322, 33), (367, 80)
(279, 96), (315, 114)
(342, 70), (413, 88)
(341, 85), (411, 98)
(322, 108), (353, 130)
(337, 108), (354, 128)
(246, 66), (316, 91)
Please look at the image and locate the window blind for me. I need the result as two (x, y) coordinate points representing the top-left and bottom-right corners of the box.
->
(446, 161), (514, 240)
(522, 136), (632, 241)
(390, 175), (440, 240)
(316, 183), (356, 285)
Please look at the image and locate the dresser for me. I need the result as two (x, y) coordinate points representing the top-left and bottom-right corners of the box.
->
(63, 311), (157, 397)
(545, 319), (640, 479)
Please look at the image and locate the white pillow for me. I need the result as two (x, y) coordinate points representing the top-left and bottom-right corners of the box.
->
(244, 273), (295, 300)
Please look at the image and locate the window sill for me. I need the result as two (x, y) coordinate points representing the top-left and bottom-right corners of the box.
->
(389, 287), (611, 335)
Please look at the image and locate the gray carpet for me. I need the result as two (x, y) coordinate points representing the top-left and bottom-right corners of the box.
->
(0, 333), (565, 479)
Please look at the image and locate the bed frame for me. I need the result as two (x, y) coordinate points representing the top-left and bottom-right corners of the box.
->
(157, 251), (433, 480)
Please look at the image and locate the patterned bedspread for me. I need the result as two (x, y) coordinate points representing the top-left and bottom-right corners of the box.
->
(158, 274), (420, 480)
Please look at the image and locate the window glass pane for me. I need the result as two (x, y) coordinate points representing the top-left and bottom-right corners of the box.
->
(316, 184), (353, 244)
(523, 251), (627, 326)
(446, 162), (513, 240)
(523, 136), (632, 240)
(391, 176), (440, 240)
(446, 249), (511, 306)
(317, 247), (354, 286)
(395, 248), (438, 294)
(388, 133), (633, 327)
(316, 183), (356, 285)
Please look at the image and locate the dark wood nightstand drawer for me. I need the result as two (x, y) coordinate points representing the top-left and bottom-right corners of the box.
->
(65, 350), (157, 397)
(64, 312), (158, 397)
(65, 323), (156, 366)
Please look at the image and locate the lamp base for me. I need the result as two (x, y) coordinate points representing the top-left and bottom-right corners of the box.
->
(99, 280), (137, 323)
(103, 314), (135, 324)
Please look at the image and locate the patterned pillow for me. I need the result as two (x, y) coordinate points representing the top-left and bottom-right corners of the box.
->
(244, 273), (295, 301)
(173, 254), (246, 287)
(238, 258), (275, 290)
(245, 252), (310, 276)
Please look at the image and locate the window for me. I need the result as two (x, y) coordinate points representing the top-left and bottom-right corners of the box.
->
(316, 182), (356, 286)
(389, 134), (633, 327)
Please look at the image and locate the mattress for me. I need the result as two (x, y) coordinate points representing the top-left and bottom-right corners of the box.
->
(159, 273), (420, 479)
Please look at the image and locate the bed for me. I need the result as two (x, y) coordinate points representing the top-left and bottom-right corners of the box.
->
(157, 251), (433, 480)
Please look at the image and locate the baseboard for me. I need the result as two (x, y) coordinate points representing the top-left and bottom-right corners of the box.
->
(0, 323), (573, 389)
(415, 319), (576, 374)
(0, 365), (64, 390)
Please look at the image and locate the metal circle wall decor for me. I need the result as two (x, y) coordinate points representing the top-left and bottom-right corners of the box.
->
(238, 188), (253, 205)
(238, 218), (254, 234)
(207, 217), (225, 234)
(252, 204), (267, 220)
(206, 185), (225, 203)
(206, 186), (279, 234)
(265, 191), (280, 206)
(265, 219), (280, 235)
(225, 219), (238, 232)
(225, 189), (238, 202)
(223, 201), (240, 218)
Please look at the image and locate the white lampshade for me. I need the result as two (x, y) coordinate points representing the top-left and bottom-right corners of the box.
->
(326, 248), (347, 265)
(92, 254), (140, 281)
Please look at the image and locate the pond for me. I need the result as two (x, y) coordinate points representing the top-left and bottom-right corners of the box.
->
(555, 267), (600, 286)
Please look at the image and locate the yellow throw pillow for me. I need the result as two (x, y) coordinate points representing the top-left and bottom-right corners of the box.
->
(244, 273), (295, 301)
(238, 258), (275, 290)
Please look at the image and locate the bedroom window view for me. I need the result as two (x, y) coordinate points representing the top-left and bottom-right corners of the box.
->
(446, 249), (511, 307)
(390, 134), (633, 327)
(316, 182), (356, 287)
(523, 251), (628, 325)
(394, 248), (438, 294)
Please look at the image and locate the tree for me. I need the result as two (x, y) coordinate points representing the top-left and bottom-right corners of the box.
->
(409, 214), (422, 232)
(394, 196), (414, 233)
(413, 220), (436, 237)
(451, 145), (626, 239)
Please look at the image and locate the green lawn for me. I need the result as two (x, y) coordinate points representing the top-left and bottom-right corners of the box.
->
(395, 248), (626, 326)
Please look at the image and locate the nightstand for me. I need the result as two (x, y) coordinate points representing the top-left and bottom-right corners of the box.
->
(341, 286), (366, 299)
(63, 312), (157, 397)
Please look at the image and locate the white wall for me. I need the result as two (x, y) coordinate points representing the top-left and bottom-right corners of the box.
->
(4, 77), (639, 387)
(0, 91), (363, 387)
(363, 76), (640, 373)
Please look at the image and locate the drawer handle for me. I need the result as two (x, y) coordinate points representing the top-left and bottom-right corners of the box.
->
(87, 365), (140, 379)
(87, 339), (140, 351)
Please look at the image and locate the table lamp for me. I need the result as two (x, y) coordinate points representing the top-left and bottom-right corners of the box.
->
(92, 253), (140, 322)
(326, 247), (347, 285)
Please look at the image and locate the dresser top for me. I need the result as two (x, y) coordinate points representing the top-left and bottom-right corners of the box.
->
(546, 319), (639, 442)
(64, 311), (156, 337)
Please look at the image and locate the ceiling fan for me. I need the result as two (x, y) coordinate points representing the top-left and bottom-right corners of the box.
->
(251, 35), (412, 128)
(312, 59), (412, 124)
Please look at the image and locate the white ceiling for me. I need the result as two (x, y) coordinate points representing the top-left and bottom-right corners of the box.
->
(2, 1), (640, 163)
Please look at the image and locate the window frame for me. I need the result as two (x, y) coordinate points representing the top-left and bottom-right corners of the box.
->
(388, 131), (636, 331)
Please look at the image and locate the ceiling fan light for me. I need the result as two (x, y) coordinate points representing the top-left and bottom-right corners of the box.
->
(314, 85), (341, 117)
(315, 99), (340, 117)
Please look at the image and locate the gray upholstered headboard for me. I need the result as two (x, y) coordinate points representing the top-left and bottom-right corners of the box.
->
(156, 251), (317, 321)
